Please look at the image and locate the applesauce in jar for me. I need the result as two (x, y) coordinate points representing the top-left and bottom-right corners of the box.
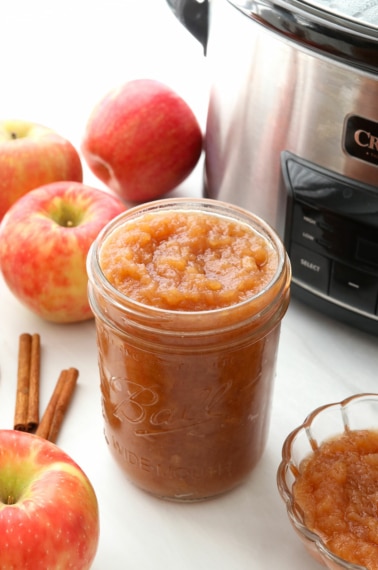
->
(87, 198), (291, 501)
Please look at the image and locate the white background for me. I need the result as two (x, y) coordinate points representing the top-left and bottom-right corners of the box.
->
(0, 1), (377, 569)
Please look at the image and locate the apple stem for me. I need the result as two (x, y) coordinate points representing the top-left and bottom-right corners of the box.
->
(11, 132), (17, 140)
(7, 495), (15, 505)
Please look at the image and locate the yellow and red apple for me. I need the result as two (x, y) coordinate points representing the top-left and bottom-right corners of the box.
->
(81, 79), (203, 203)
(0, 430), (99, 570)
(0, 119), (83, 220)
(0, 181), (126, 323)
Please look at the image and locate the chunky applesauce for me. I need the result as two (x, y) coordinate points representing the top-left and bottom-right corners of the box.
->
(89, 201), (291, 500)
(294, 429), (378, 569)
(99, 211), (277, 310)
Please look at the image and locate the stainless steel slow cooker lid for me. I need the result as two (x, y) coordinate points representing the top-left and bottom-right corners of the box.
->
(231, 0), (378, 73)
(307, 0), (378, 28)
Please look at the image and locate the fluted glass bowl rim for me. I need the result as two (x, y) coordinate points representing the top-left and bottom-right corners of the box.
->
(277, 393), (378, 570)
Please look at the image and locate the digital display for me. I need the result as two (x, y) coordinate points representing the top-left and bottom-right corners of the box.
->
(356, 238), (378, 268)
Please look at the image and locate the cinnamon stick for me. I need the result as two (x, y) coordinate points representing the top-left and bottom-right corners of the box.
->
(14, 333), (32, 431)
(48, 367), (79, 443)
(36, 367), (79, 443)
(35, 369), (66, 439)
(27, 333), (41, 432)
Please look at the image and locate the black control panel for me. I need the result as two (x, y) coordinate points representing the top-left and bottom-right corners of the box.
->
(281, 152), (378, 335)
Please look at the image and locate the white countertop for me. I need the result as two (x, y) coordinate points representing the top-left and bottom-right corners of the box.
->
(1, 1), (377, 569)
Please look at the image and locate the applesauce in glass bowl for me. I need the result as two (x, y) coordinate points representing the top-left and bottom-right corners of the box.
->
(87, 197), (291, 501)
(277, 393), (378, 570)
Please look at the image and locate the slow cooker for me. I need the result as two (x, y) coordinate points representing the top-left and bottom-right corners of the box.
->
(168, 0), (378, 335)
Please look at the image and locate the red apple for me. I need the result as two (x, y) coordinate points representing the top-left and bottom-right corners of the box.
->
(81, 79), (203, 202)
(0, 181), (126, 323)
(0, 430), (99, 570)
(0, 119), (83, 221)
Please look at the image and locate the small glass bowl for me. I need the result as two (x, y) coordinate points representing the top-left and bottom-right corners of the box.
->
(277, 393), (378, 570)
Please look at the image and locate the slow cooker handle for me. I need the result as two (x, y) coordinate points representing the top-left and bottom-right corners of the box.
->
(166, 0), (209, 53)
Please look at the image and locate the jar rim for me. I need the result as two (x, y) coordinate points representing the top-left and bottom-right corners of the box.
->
(87, 198), (291, 334)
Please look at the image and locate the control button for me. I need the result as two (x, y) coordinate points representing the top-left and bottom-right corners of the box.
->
(317, 220), (335, 234)
(290, 243), (330, 293)
(291, 203), (333, 254)
(302, 214), (317, 226)
(291, 204), (322, 248)
(329, 262), (378, 314)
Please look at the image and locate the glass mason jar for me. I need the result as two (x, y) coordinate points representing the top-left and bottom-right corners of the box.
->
(87, 198), (291, 501)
